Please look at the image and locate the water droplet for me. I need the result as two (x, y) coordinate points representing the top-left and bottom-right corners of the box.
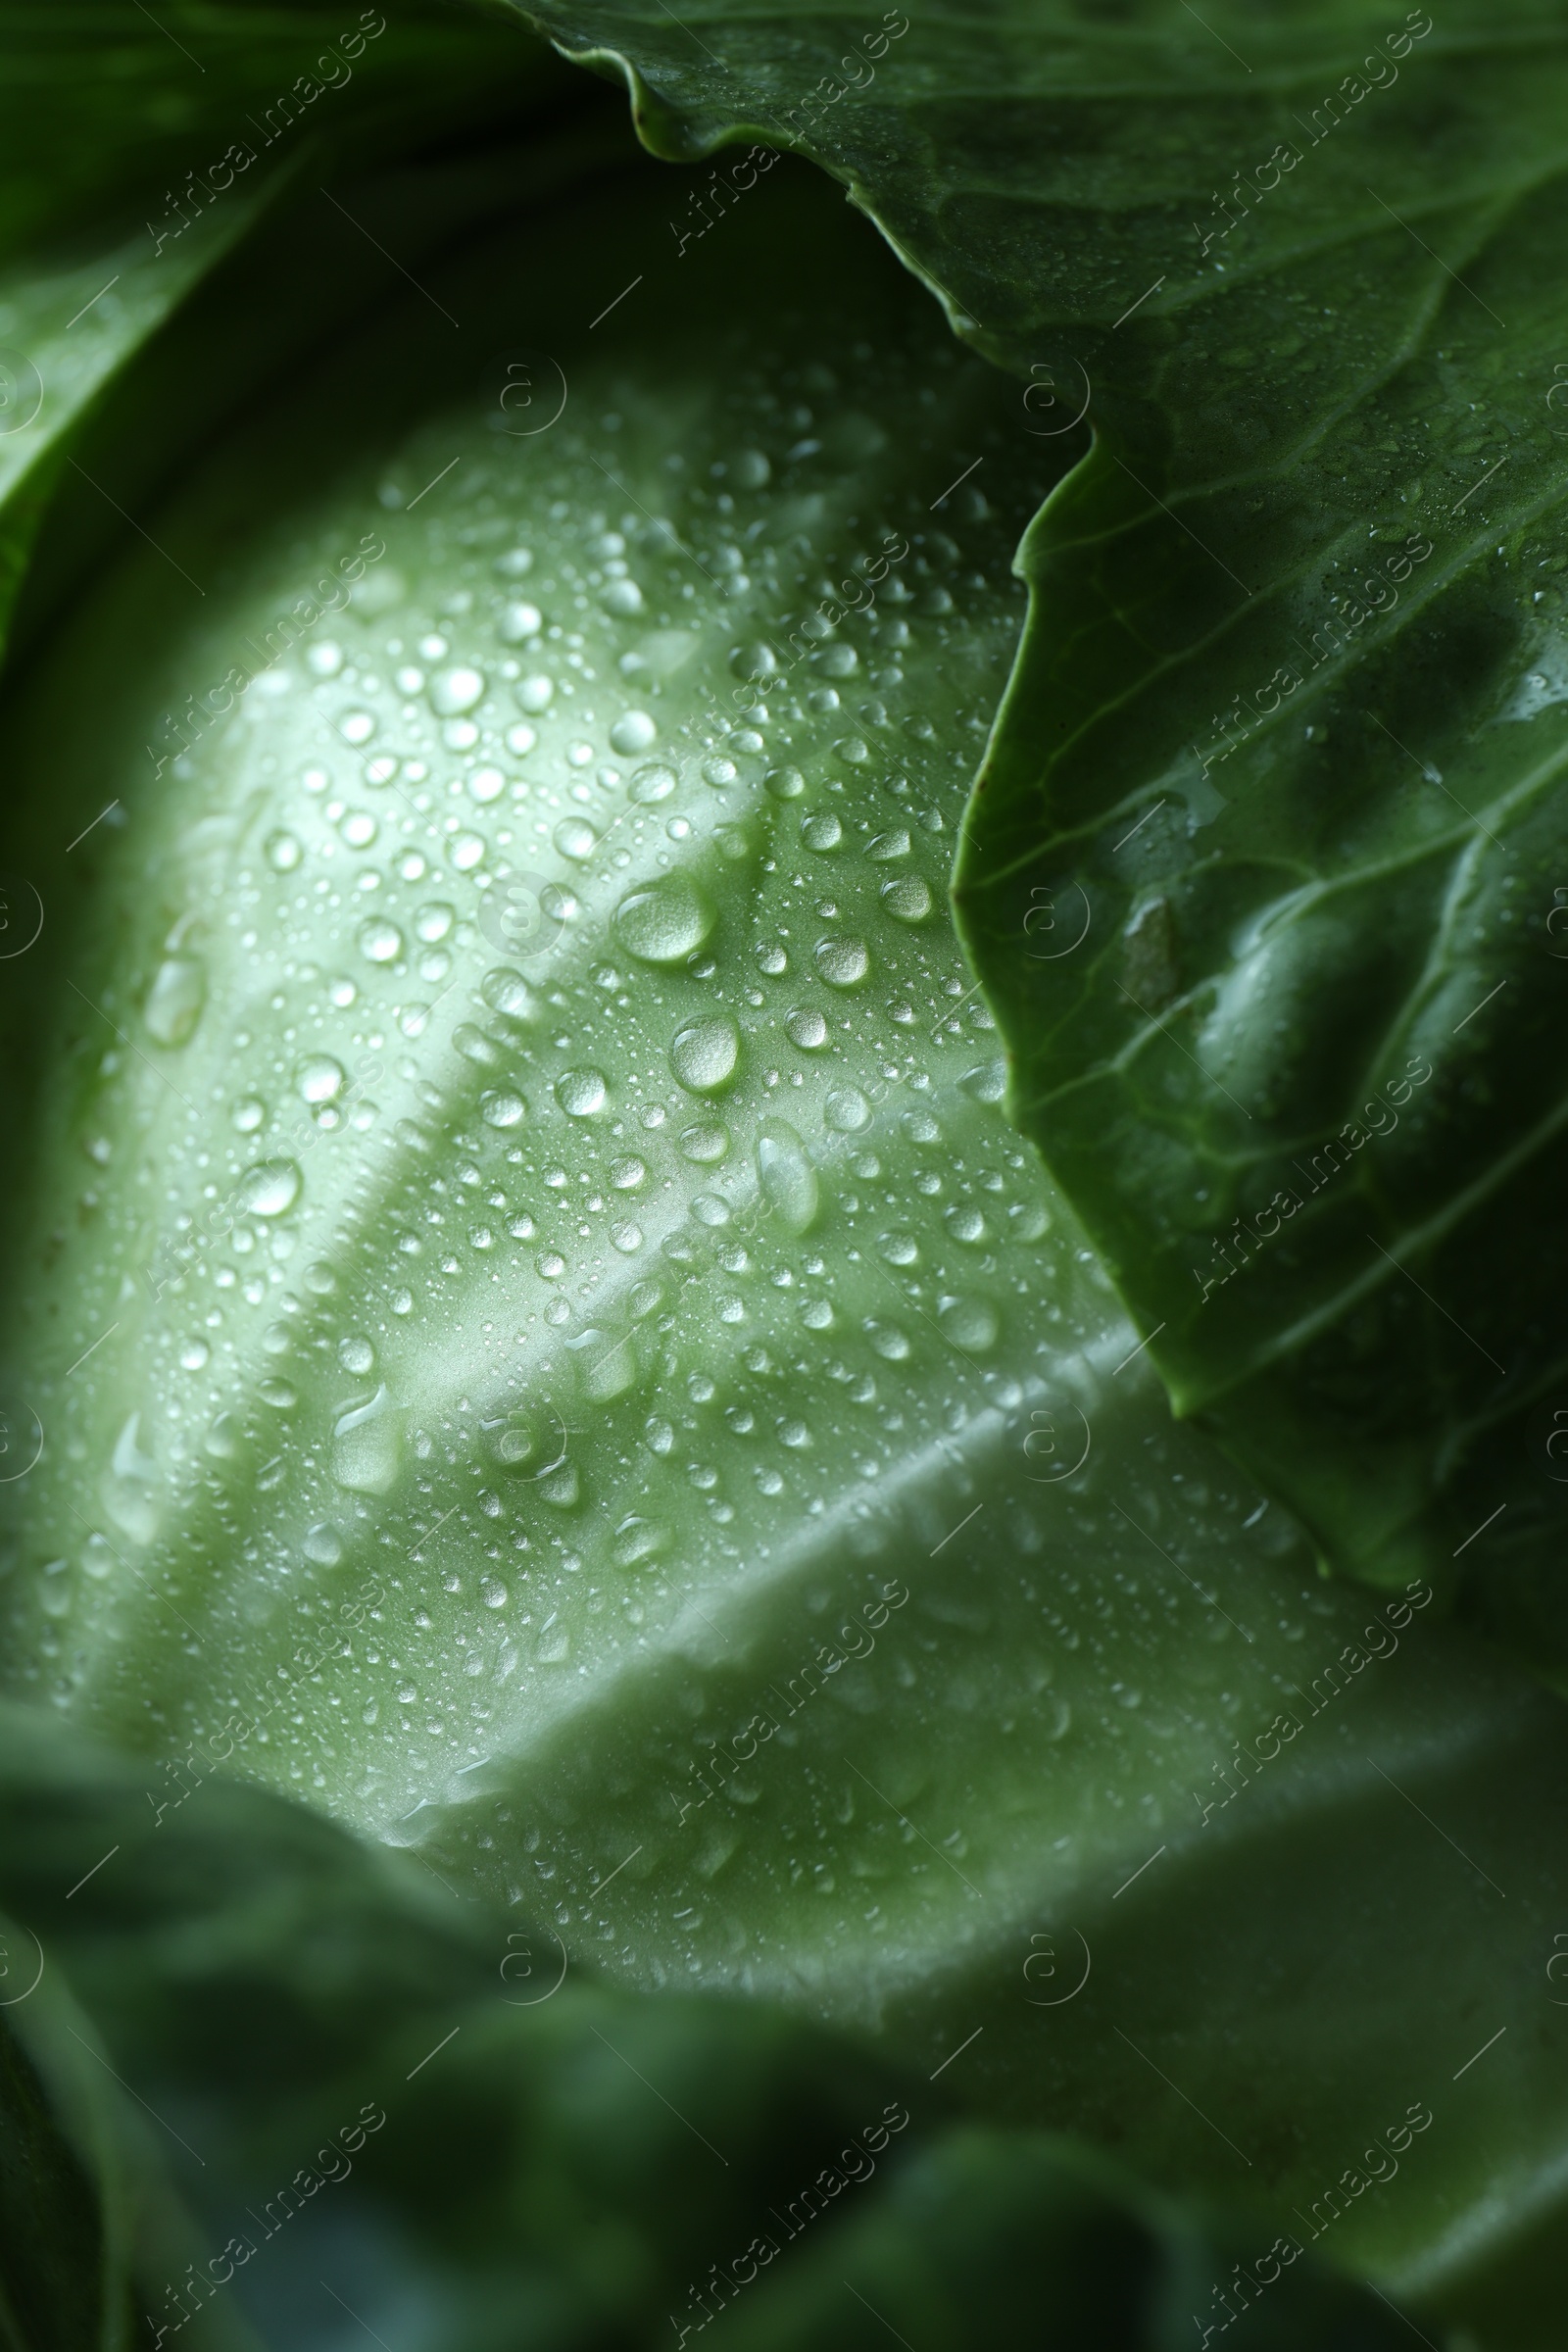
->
(297, 1054), (345, 1103)
(567, 1326), (636, 1401)
(516, 674), (554, 712)
(764, 764), (805, 800)
(613, 1515), (669, 1568)
(730, 642), (778, 682)
(610, 710), (657, 754)
(960, 1059), (1006, 1104)
(878, 1231), (918, 1266)
(338, 709), (375, 744)
(757, 1120), (818, 1235)
(629, 761), (678, 804)
(342, 810), (377, 849)
(82, 1535), (116, 1580)
(556, 1068), (608, 1117)
(802, 813), (843, 852)
(231, 1097), (266, 1133)
(612, 1221), (644, 1252)
(677, 1124), (728, 1164)
(304, 1522), (344, 1566)
(499, 601), (542, 641)
(179, 1338), (210, 1370)
(332, 1384), (403, 1494)
(480, 1090), (527, 1129)
(467, 767), (506, 805)
(358, 917), (403, 964)
(338, 1335), (376, 1374)
(644, 1415), (674, 1454)
(238, 1158), (301, 1216)
(703, 755), (738, 787)
(611, 1155), (648, 1188)
(881, 874), (933, 923)
(267, 830), (303, 871)
(946, 1204), (989, 1245)
(143, 955), (206, 1047)
(603, 579), (645, 616)
(481, 966), (534, 1021)
(554, 816), (598, 861)
(430, 665), (485, 715)
(824, 1087), (871, 1133)
(670, 1013), (740, 1094)
(614, 872), (714, 964)
(939, 1296), (1000, 1351)
(204, 1412), (239, 1459)
(785, 1007), (828, 1051)
(485, 1417), (536, 1470)
(814, 936), (870, 989)
(867, 829), (910, 862)
(867, 1322), (912, 1360)
(415, 903), (455, 945)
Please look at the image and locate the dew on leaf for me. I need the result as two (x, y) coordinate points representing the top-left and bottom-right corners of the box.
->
(670, 1014), (740, 1094)
(358, 917), (403, 964)
(756, 1119), (818, 1234)
(881, 874), (934, 923)
(238, 1159), (301, 1216)
(296, 1054), (345, 1103)
(814, 936), (870, 988)
(556, 1068), (608, 1117)
(143, 955), (206, 1047)
(628, 761), (678, 804)
(614, 872), (714, 964)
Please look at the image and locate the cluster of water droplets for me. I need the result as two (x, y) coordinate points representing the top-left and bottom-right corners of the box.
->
(0, 281), (1341, 2016)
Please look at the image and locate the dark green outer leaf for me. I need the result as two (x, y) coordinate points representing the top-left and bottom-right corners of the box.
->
(517, 0), (1568, 1671)
(0, 2), (581, 659)
(0, 1700), (1422, 2352)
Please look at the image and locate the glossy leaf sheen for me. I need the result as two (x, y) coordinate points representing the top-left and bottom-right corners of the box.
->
(515, 0), (1568, 1676)
(0, 97), (1561, 2352)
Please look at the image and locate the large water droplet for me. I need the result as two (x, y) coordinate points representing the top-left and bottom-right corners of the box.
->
(939, 1296), (1000, 1351)
(429, 664), (485, 715)
(303, 1522), (344, 1566)
(556, 1068), (608, 1117)
(610, 710), (657, 754)
(670, 1014), (740, 1094)
(143, 955), (206, 1047)
(814, 936), (870, 989)
(480, 1090), (527, 1129)
(785, 1007), (827, 1051)
(103, 1412), (162, 1544)
(296, 1054), (345, 1103)
(881, 874), (934, 923)
(485, 1416), (536, 1470)
(628, 761), (678, 804)
(238, 1158), (301, 1216)
(358, 917), (403, 964)
(614, 872), (714, 964)
(567, 1326), (636, 1401)
(824, 1087), (871, 1133)
(554, 816), (598, 861)
(960, 1059), (1006, 1104)
(756, 1120), (818, 1235)
(332, 1384), (403, 1494)
(612, 1515), (669, 1567)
